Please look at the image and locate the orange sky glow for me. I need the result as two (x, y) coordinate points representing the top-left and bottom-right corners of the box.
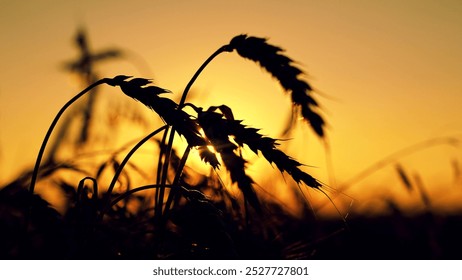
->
(1, 0), (462, 216)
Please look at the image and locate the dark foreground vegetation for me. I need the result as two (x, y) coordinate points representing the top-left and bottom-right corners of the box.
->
(2, 178), (462, 259)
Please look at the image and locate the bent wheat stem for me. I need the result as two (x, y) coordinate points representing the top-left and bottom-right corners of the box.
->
(111, 184), (170, 207)
(156, 45), (231, 220)
(179, 45), (232, 106)
(29, 78), (111, 194)
(101, 125), (168, 219)
(162, 145), (191, 219)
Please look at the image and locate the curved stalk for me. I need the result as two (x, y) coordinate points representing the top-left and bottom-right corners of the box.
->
(155, 127), (170, 213)
(101, 125), (168, 218)
(155, 45), (231, 217)
(77, 176), (99, 203)
(179, 44), (231, 107)
(156, 128), (170, 185)
(340, 136), (460, 191)
(29, 78), (110, 194)
(111, 184), (170, 207)
(162, 146), (191, 218)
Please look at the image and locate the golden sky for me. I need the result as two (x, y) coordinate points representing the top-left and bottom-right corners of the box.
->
(1, 0), (462, 214)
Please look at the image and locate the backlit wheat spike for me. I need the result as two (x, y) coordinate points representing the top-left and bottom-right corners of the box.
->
(199, 106), (321, 194)
(197, 109), (261, 212)
(223, 114), (322, 189)
(228, 34), (325, 137)
(198, 146), (221, 168)
(107, 76), (209, 149)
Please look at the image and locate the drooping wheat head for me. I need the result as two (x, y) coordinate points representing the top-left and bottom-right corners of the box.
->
(228, 34), (325, 137)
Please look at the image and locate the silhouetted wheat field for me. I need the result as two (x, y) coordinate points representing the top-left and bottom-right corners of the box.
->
(1, 33), (461, 260)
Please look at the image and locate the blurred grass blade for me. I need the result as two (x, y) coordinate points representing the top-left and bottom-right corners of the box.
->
(395, 164), (413, 192)
(413, 174), (431, 208)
